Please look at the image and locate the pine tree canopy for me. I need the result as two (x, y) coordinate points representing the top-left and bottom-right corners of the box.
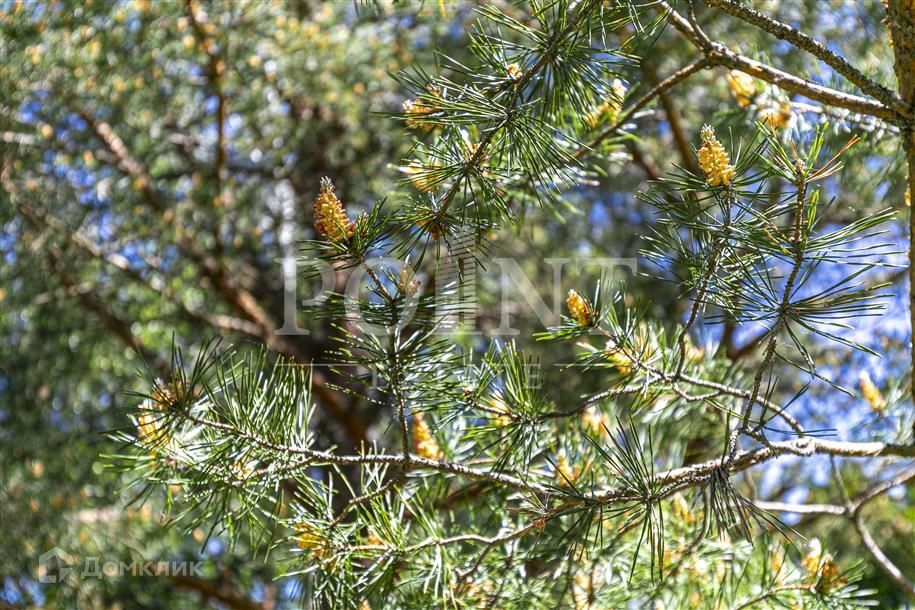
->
(3, 1), (915, 608)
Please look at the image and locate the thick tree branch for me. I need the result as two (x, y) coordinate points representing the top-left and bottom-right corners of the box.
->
(624, 139), (664, 180)
(14, 200), (262, 338)
(1, 156), (167, 372)
(185, 0), (228, 256)
(47, 248), (168, 375)
(179, 409), (915, 507)
(185, 0), (227, 184)
(658, 1), (898, 121)
(704, 0), (908, 118)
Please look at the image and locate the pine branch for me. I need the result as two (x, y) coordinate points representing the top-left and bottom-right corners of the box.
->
(433, 0), (604, 221)
(704, 0), (908, 118)
(732, 585), (813, 610)
(176, 410), (553, 496)
(657, 0), (898, 121)
(86, 4), (914, 603)
(176, 408), (915, 505)
(673, 188), (733, 379)
(577, 343), (806, 436)
(653, 437), (915, 491)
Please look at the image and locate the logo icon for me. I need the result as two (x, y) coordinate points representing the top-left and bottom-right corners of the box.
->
(38, 548), (72, 584)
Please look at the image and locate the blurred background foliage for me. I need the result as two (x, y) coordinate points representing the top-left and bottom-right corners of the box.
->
(0, 0), (912, 608)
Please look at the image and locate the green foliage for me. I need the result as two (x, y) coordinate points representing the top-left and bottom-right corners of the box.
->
(3, 0), (914, 609)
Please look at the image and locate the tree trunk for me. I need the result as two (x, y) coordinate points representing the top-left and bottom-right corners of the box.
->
(887, 0), (915, 397)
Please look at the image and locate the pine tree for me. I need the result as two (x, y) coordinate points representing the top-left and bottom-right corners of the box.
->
(4, 1), (915, 608)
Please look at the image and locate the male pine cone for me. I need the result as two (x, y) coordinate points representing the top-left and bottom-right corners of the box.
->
(567, 289), (594, 326)
(697, 124), (736, 187)
(412, 411), (443, 460)
(314, 177), (355, 241)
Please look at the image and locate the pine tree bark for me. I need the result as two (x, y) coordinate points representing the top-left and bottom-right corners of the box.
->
(886, 0), (915, 397)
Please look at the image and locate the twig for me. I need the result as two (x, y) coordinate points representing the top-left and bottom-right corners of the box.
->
(853, 515), (915, 598)
(578, 57), (711, 157)
(733, 164), (809, 452)
(755, 467), (915, 517)
(751, 500), (845, 516)
(732, 585), (812, 610)
(674, 188), (733, 379)
(642, 57), (699, 174)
